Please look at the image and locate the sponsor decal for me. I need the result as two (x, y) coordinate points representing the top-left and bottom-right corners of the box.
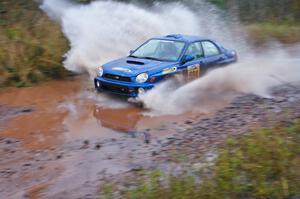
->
(187, 64), (200, 71)
(112, 67), (132, 73)
(162, 66), (177, 74)
(186, 64), (201, 81)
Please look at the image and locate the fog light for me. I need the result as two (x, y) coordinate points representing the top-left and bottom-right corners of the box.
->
(138, 87), (145, 94)
(96, 81), (101, 88)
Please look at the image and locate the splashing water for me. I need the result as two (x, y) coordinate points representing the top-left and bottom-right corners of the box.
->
(41, 0), (300, 115)
(140, 54), (300, 115)
(41, 0), (246, 73)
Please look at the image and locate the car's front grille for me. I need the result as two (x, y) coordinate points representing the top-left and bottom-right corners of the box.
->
(101, 83), (131, 94)
(104, 74), (132, 82)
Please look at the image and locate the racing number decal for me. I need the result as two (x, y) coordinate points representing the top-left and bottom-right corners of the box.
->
(186, 64), (201, 81)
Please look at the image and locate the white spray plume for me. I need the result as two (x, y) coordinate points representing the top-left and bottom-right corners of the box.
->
(41, 0), (300, 115)
(40, 0), (74, 22)
(41, 0), (211, 75)
(140, 49), (300, 115)
(41, 0), (245, 75)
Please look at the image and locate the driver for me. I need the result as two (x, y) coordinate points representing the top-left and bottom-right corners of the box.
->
(161, 42), (178, 60)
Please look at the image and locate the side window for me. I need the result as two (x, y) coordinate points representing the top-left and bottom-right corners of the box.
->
(185, 42), (204, 60)
(202, 41), (220, 57)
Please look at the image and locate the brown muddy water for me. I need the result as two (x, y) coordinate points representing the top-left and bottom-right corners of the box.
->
(0, 76), (200, 149)
(0, 75), (211, 199)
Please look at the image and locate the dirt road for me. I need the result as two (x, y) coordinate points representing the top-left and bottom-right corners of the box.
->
(0, 76), (299, 199)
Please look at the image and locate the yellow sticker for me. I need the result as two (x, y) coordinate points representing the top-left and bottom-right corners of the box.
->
(162, 67), (177, 74)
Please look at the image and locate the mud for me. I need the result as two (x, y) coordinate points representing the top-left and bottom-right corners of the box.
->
(0, 75), (300, 199)
(0, 76), (202, 199)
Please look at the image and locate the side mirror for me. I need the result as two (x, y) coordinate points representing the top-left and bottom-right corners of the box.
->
(129, 50), (134, 55)
(182, 55), (195, 64)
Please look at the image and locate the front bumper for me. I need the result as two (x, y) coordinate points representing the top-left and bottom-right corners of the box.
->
(94, 76), (154, 97)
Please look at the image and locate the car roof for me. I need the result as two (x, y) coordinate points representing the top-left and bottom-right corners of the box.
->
(153, 34), (211, 43)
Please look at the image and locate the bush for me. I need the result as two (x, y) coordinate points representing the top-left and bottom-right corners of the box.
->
(246, 23), (300, 45)
(0, 1), (69, 87)
(114, 121), (300, 199)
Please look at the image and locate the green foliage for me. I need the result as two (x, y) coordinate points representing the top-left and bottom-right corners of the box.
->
(208, 0), (226, 9)
(74, 0), (93, 4)
(101, 183), (118, 199)
(246, 23), (300, 45)
(199, 123), (300, 199)
(121, 171), (198, 199)
(113, 121), (300, 199)
(0, 0), (69, 87)
(207, 0), (300, 24)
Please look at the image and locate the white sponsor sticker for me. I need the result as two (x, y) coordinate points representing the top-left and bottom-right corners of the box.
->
(112, 67), (132, 73)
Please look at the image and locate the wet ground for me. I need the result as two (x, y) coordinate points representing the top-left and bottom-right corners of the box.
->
(0, 75), (300, 199)
(0, 76), (205, 199)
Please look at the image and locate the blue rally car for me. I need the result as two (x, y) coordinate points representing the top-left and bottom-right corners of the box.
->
(94, 34), (237, 97)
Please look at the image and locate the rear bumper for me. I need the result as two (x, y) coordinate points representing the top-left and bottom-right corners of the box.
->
(94, 77), (154, 97)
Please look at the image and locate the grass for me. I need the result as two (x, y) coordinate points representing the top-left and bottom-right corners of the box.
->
(102, 120), (300, 199)
(246, 23), (300, 45)
(0, 1), (69, 87)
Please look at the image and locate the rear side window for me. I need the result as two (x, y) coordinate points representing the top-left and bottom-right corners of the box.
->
(202, 41), (220, 57)
(185, 42), (204, 60)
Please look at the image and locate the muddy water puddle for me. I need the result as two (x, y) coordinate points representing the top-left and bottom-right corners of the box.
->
(0, 76), (206, 198)
(0, 76), (199, 149)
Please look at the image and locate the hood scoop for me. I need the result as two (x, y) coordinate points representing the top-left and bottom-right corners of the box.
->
(126, 60), (145, 65)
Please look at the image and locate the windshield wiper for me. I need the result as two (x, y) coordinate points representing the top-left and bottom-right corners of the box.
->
(128, 55), (139, 58)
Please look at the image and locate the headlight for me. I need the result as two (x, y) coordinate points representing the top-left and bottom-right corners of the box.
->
(136, 73), (148, 83)
(98, 66), (104, 77)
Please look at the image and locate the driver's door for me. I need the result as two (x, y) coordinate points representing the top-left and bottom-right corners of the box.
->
(181, 42), (205, 82)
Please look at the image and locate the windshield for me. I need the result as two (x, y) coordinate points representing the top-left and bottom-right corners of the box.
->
(130, 39), (185, 62)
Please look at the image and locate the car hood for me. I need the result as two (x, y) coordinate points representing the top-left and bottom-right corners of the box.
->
(102, 57), (178, 76)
